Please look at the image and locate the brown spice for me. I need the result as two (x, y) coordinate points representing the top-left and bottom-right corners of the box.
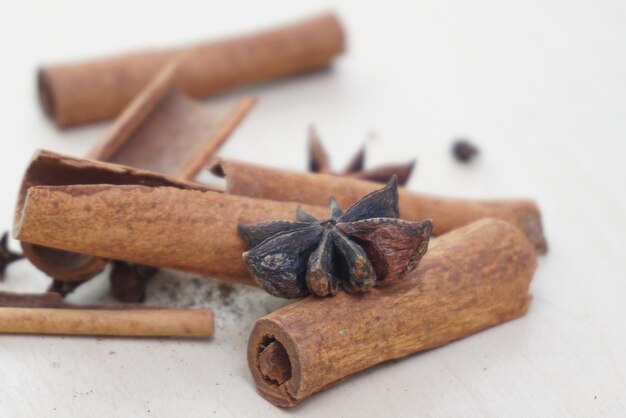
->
(14, 151), (328, 286)
(0, 291), (214, 337)
(211, 158), (548, 253)
(240, 177), (432, 298)
(21, 60), (254, 291)
(308, 127), (416, 185)
(248, 218), (537, 407)
(258, 341), (292, 385)
(110, 262), (159, 303)
(39, 13), (344, 128)
(452, 139), (479, 162)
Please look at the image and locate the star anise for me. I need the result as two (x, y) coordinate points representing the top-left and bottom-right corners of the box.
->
(308, 127), (416, 186)
(0, 231), (24, 281)
(239, 177), (432, 299)
(110, 261), (159, 303)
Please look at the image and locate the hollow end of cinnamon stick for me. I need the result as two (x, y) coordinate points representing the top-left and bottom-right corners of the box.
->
(20, 242), (108, 282)
(248, 218), (537, 407)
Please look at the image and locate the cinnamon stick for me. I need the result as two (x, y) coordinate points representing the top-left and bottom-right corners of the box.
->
(39, 12), (344, 128)
(0, 291), (213, 337)
(210, 159), (547, 253)
(16, 150), (212, 282)
(248, 218), (537, 407)
(22, 58), (254, 282)
(85, 62), (256, 180)
(14, 151), (327, 285)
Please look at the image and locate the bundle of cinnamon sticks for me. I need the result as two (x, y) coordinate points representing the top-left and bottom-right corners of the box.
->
(2, 10), (547, 408)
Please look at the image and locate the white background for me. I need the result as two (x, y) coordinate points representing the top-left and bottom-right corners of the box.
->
(1, 0), (626, 416)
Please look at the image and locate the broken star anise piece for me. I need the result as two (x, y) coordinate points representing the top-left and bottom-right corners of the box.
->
(0, 231), (24, 281)
(239, 177), (432, 299)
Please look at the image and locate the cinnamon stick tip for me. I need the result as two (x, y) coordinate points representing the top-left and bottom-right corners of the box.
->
(514, 201), (548, 254)
(322, 11), (347, 52)
(37, 69), (57, 124)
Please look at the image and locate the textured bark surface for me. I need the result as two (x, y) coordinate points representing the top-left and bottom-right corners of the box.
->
(212, 159), (548, 253)
(247, 218), (537, 407)
(87, 62), (256, 180)
(0, 291), (214, 337)
(0, 307), (213, 337)
(27, 62), (252, 286)
(38, 13), (344, 128)
(16, 151), (213, 281)
(14, 155), (327, 284)
(23, 49), (254, 282)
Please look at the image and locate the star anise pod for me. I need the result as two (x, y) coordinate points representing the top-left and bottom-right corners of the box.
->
(0, 231), (24, 281)
(239, 177), (432, 299)
(110, 261), (159, 303)
(308, 127), (416, 186)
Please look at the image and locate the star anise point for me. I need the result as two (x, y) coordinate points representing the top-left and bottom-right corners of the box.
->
(308, 127), (416, 186)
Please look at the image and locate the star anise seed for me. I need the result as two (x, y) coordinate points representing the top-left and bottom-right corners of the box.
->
(0, 232), (24, 281)
(452, 139), (479, 162)
(308, 126), (416, 186)
(239, 177), (432, 299)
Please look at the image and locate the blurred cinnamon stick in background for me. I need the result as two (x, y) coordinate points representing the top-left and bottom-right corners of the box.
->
(38, 12), (344, 128)
(248, 218), (537, 407)
(210, 159), (548, 253)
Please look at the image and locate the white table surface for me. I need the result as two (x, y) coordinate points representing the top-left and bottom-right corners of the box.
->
(1, 1), (625, 416)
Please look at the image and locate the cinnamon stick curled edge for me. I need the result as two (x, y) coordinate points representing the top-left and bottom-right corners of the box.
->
(39, 12), (344, 128)
(210, 159), (548, 253)
(247, 218), (537, 407)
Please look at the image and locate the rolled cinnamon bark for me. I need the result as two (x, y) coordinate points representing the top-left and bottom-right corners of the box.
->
(0, 291), (214, 337)
(16, 150), (213, 281)
(0, 307), (213, 337)
(211, 159), (547, 253)
(247, 218), (536, 407)
(23, 62), (255, 282)
(86, 62), (256, 180)
(39, 12), (345, 128)
(14, 152), (327, 285)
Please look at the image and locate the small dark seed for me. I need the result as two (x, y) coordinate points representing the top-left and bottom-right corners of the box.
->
(452, 139), (479, 162)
